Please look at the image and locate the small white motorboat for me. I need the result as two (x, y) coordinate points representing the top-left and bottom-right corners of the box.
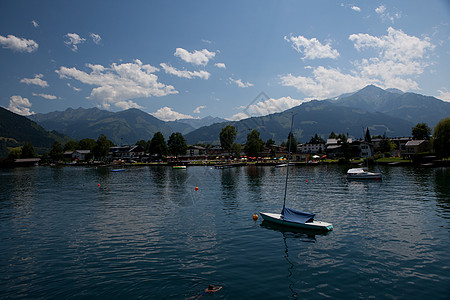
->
(346, 168), (382, 180)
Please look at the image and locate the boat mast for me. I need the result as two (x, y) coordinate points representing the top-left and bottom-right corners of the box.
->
(283, 114), (294, 210)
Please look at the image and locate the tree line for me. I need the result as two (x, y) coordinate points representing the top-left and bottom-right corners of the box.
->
(6, 118), (450, 161)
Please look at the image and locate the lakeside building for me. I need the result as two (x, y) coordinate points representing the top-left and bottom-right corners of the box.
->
(404, 140), (431, 158)
(297, 143), (325, 154)
(63, 150), (91, 161)
(110, 145), (145, 161)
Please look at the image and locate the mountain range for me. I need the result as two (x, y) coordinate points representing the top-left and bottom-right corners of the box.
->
(185, 85), (450, 144)
(1, 85), (449, 158)
(29, 108), (226, 145)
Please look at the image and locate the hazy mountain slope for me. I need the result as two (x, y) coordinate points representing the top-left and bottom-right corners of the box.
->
(0, 107), (68, 157)
(185, 100), (414, 144)
(30, 107), (174, 145)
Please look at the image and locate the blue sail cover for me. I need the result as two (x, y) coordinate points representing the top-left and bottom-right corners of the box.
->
(281, 207), (315, 224)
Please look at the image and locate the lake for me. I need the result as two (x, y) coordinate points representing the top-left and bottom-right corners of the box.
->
(0, 165), (449, 299)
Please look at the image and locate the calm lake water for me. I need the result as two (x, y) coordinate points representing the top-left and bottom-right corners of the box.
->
(0, 165), (449, 299)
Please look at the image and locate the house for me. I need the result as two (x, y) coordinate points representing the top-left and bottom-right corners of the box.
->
(206, 145), (223, 156)
(72, 150), (90, 161)
(298, 143), (325, 154)
(404, 140), (431, 157)
(390, 137), (410, 157)
(110, 145), (145, 161)
(326, 138), (352, 158)
(187, 145), (206, 156)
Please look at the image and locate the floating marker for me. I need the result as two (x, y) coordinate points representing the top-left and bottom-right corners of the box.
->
(253, 214), (258, 221)
(98, 183), (101, 187)
(195, 187), (199, 191)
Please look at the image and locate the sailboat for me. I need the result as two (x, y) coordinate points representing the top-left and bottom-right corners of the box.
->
(347, 128), (382, 180)
(259, 115), (333, 231)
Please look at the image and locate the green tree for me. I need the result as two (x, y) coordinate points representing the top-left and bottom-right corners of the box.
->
(168, 132), (187, 156)
(287, 132), (297, 153)
(412, 123), (431, 140)
(149, 132), (168, 157)
(433, 117), (450, 158)
(93, 134), (114, 161)
(265, 138), (275, 146)
(329, 131), (337, 139)
(231, 142), (242, 158)
(219, 125), (237, 153)
(64, 140), (79, 152)
(379, 136), (394, 153)
(340, 138), (352, 160)
(21, 142), (37, 158)
(245, 129), (264, 156)
(337, 133), (347, 143)
(8, 147), (22, 159)
(49, 141), (64, 161)
(364, 128), (372, 143)
(136, 139), (150, 152)
(79, 138), (97, 151)
(309, 134), (324, 144)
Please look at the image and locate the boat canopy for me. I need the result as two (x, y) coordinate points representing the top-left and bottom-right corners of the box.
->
(281, 207), (315, 224)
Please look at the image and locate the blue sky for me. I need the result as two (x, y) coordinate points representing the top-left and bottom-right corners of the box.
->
(1, 0), (449, 121)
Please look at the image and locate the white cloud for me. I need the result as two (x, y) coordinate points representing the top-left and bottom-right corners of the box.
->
(32, 93), (58, 100)
(67, 83), (81, 92)
(214, 62), (226, 69)
(174, 48), (216, 66)
(8, 95), (34, 116)
(375, 5), (401, 23)
(193, 105), (206, 113)
(20, 74), (49, 87)
(437, 89), (450, 102)
(160, 63), (211, 80)
(375, 5), (386, 14)
(351, 6), (361, 12)
(280, 28), (435, 99)
(31, 20), (39, 28)
(229, 96), (310, 121)
(0, 34), (38, 53)
(64, 33), (86, 51)
(56, 59), (178, 110)
(90, 33), (101, 44)
(281, 66), (371, 99)
(247, 96), (309, 116)
(229, 77), (253, 88)
(151, 106), (194, 121)
(285, 34), (340, 60)
(229, 112), (250, 121)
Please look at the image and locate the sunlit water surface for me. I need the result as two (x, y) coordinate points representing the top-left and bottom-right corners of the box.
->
(1, 165), (449, 299)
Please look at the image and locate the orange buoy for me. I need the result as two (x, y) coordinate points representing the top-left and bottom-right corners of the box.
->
(195, 187), (199, 191)
(252, 214), (258, 221)
(98, 183), (101, 187)
(306, 179), (308, 182)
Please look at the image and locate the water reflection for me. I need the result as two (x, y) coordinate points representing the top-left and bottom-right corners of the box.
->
(220, 168), (239, 210)
(260, 220), (329, 239)
(434, 168), (450, 216)
(260, 220), (330, 298)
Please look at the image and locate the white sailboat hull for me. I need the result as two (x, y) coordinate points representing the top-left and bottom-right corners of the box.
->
(259, 212), (333, 231)
(347, 168), (382, 180)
